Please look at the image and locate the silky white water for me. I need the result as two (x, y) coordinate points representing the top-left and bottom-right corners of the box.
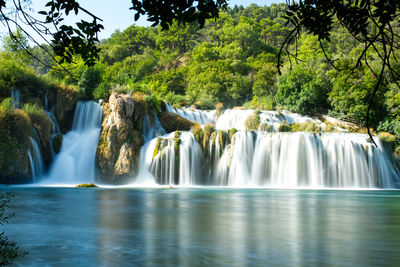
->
(40, 101), (102, 184)
(138, 106), (400, 188)
(28, 128), (45, 181)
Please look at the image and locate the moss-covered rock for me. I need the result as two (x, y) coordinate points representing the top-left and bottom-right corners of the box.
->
(203, 124), (215, 149)
(324, 122), (336, 132)
(76, 183), (98, 187)
(227, 128), (237, 143)
(191, 124), (204, 145)
(55, 84), (80, 133)
(23, 103), (52, 166)
(0, 101), (33, 183)
(215, 103), (224, 118)
(53, 134), (63, 154)
(259, 123), (273, 132)
(244, 110), (260, 131)
(278, 122), (291, 132)
(291, 121), (321, 133)
(96, 93), (145, 184)
(158, 112), (197, 133)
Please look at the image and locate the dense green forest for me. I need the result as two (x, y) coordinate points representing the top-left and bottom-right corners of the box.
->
(0, 4), (399, 148)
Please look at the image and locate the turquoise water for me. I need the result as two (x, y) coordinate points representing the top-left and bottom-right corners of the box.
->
(1, 188), (400, 266)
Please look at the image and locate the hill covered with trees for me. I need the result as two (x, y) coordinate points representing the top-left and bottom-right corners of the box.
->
(1, 3), (399, 151)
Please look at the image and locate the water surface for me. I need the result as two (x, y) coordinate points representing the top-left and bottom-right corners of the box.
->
(2, 188), (400, 266)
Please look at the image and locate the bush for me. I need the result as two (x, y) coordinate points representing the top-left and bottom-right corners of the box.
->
(259, 123), (273, 132)
(278, 122), (291, 132)
(244, 95), (275, 110)
(22, 103), (51, 138)
(291, 121), (321, 133)
(378, 132), (397, 143)
(244, 110), (260, 130)
(0, 101), (33, 178)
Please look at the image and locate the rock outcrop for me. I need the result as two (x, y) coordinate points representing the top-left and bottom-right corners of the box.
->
(55, 87), (80, 133)
(0, 108), (33, 183)
(158, 112), (197, 133)
(96, 93), (145, 183)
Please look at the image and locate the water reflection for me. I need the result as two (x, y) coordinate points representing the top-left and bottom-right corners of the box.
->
(2, 188), (400, 266)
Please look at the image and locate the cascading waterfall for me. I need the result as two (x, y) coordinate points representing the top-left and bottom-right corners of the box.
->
(215, 109), (320, 131)
(166, 103), (216, 124)
(43, 91), (62, 156)
(136, 132), (203, 185)
(142, 114), (166, 142)
(40, 101), (102, 184)
(28, 128), (45, 181)
(136, 106), (400, 188)
(11, 89), (20, 109)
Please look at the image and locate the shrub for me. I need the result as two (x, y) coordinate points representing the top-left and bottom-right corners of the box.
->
(22, 103), (51, 138)
(215, 103), (224, 117)
(259, 123), (273, 132)
(378, 132), (397, 143)
(279, 122), (291, 132)
(291, 121), (321, 133)
(324, 122), (336, 132)
(244, 110), (260, 131)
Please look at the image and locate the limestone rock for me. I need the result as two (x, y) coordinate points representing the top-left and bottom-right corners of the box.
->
(158, 112), (197, 133)
(96, 93), (144, 184)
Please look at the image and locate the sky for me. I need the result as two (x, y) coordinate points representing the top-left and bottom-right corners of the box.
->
(1, 0), (285, 43)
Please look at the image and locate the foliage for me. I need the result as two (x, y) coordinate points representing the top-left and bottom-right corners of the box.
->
(0, 192), (23, 265)
(278, 122), (291, 132)
(291, 122), (321, 133)
(244, 110), (260, 131)
(0, 3), (399, 150)
(276, 66), (330, 115)
(22, 103), (52, 141)
(130, 0), (228, 29)
(78, 65), (104, 99)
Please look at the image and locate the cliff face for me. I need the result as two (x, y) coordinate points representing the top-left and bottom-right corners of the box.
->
(96, 93), (145, 183)
(55, 87), (80, 133)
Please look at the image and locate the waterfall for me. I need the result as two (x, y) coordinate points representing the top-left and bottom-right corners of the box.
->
(166, 103), (216, 124)
(136, 102), (400, 188)
(11, 89), (20, 109)
(28, 128), (45, 181)
(215, 109), (320, 131)
(142, 114), (166, 142)
(137, 132), (203, 185)
(40, 101), (102, 184)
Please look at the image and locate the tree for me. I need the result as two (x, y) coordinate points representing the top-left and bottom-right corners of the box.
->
(0, 0), (228, 68)
(281, 0), (400, 144)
